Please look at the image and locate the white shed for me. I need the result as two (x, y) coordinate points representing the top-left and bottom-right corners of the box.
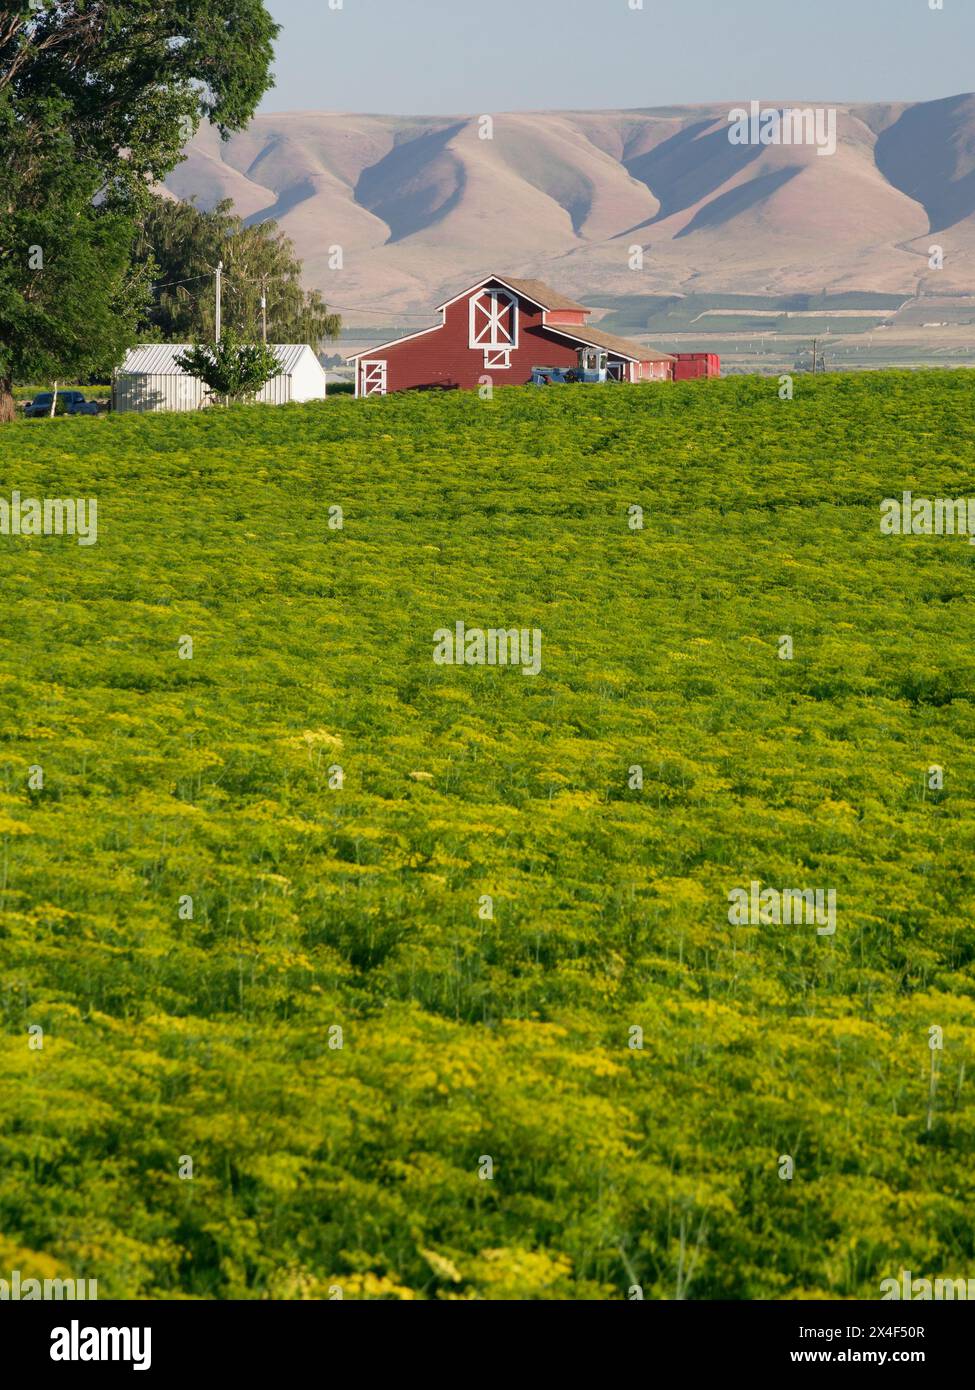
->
(112, 344), (327, 413)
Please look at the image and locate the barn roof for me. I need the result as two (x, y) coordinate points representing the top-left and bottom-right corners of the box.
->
(497, 278), (591, 313)
(544, 323), (676, 363)
(435, 274), (591, 314)
(118, 344), (316, 376)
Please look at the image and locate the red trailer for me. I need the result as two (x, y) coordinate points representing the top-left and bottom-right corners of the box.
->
(672, 353), (720, 381)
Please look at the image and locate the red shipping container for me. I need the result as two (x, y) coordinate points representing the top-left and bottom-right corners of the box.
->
(672, 353), (720, 381)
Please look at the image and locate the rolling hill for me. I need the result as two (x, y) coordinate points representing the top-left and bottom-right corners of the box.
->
(163, 96), (975, 324)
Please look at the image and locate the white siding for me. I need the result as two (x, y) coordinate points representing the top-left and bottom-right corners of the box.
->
(287, 347), (330, 403)
(113, 370), (204, 414)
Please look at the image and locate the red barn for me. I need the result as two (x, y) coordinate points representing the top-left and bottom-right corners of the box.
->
(346, 274), (676, 397)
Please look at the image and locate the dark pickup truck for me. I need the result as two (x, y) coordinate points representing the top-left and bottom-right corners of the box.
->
(24, 390), (100, 418)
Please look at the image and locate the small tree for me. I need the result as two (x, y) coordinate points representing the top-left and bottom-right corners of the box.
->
(175, 332), (280, 405)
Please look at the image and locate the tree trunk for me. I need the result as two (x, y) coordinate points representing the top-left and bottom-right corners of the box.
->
(50, 380), (59, 418)
(0, 377), (16, 423)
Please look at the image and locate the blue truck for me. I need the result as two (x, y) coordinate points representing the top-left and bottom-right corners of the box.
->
(531, 346), (610, 386)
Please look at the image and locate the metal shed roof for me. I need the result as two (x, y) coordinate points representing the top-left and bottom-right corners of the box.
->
(118, 344), (316, 376)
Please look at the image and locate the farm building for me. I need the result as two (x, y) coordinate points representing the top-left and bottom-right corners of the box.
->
(346, 275), (678, 396)
(112, 344), (327, 414)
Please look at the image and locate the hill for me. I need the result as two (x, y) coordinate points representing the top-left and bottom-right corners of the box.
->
(163, 97), (975, 323)
(2, 374), (975, 1298)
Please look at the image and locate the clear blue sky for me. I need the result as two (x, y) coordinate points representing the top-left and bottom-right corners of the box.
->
(261, 0), (974, 114)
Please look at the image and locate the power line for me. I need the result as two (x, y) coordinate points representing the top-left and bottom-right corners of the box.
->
(151, 272), (215, 292)
(152, 265), (251, 292)
(150, 272), (435, 321)
(216, 280), (436, 318)
(325, 303), (439, 318)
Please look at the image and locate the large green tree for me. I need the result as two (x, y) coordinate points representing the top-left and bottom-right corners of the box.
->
(138, 196), (341, 349)
(0, 108), (153, 404)
(0, 1), (279, 420)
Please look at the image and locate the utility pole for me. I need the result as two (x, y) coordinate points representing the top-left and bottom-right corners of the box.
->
(260, 274), (268, 345)
(215, 260), (223, 343)
(811, 336), (818, 374)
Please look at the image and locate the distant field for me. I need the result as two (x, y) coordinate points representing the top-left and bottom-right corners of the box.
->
(669, 315), (888, 336)
(2, 374), (974, 1299)
(596, 292), (908, 337)
(588, 291), (975, 373)
(895, 301), (975, 328)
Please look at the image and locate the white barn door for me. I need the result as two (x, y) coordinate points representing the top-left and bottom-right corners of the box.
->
(469, 290), (518, 351)
(359, 360), (388, 397)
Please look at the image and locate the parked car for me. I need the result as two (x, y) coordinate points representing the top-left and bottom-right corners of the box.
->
(24, 390), (100, 418)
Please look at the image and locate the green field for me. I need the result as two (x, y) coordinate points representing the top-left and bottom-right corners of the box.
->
(2, 374), (974, 1300)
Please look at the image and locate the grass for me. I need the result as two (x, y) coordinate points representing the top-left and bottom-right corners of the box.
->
(1, 373), (974, 1299)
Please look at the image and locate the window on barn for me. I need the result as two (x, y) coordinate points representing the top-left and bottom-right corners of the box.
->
(469, 290), (518, 352)
(483, 348), (512, 370)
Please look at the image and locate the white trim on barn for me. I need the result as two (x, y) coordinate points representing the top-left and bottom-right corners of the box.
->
(468, 289), (518, 351)
(357, 359), (388, 398)
(483, 348), (512, 370)
(112, 344), (327, 414)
